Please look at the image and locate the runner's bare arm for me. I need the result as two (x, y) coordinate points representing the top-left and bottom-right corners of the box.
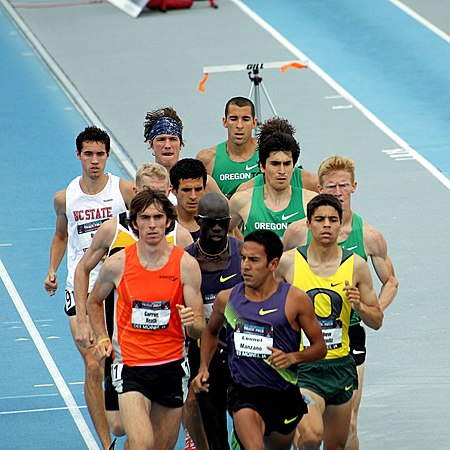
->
(74, 217), (117, 347)
(196, 146), (216, 175)
(282, 218), (308, 251)
(228, 191), (246, 234)
(364, 223), (399, 311)
(345, 255), (383, 330)
(192, 289), (229, 393)
(180, 253), (205, 339)
(119, 178), (135, 208)
(176, 223), (194, 248)
(301, 168), (320, 193)
(267, 286), (326, 369)
(44, 189), (67, 296)
(87, 253), (124, 359)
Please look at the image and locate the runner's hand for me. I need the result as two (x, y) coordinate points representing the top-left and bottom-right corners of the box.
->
(44, 272), (58, 296)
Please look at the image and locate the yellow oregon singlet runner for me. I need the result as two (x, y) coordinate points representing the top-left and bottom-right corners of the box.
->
(293, 245), (354, 359)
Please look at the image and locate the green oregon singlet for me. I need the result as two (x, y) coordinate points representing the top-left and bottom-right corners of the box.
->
(243, 185), (305, 238)
(293, 245), (354, 359)
(211, 141), (260, 197)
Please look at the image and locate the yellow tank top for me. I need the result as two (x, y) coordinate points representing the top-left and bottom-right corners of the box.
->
(293, 245), (354, 359)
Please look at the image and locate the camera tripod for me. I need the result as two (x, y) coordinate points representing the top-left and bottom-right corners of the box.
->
(247, 65), (278, 124)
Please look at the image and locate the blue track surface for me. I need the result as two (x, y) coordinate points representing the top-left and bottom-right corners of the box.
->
(242, 0), (450, 178)
(1, 1), (448, 448)
(0, 8), (129, 449)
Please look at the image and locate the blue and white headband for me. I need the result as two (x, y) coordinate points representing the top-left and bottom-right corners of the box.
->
(148, 117), (182, 142)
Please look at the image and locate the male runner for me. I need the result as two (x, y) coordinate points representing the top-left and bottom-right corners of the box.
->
(87, 189), (205, 450)
(235, 116), (319, 194)
(229, 124), (316, 239)
(283, 156), (398, 450)
(74, 162), (192, 438)
(186, 192), (244, 449)
(196, 96), (259, 197)
(193, 230), (326, 450)
(277, 194), (383, 450)
(144, 106), (222, 195)
(44, 126), (134, 449)
(170, 158), (207, 241)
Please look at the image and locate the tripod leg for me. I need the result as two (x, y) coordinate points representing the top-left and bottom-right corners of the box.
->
(260, 81), (278, 117)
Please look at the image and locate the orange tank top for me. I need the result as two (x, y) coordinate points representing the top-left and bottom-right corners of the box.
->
(113, 243), (186, 366)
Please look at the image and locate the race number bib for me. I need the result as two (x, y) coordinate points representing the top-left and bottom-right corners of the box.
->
(302, 319), (343, 350)
(77, 219), (107, 252)
(131, 300), (171, 330)
(203, 293), (217, 321)
(234, 322), (273, 358)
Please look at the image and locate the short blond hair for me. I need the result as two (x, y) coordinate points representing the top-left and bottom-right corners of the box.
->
(318, 155), (355, 185)
(135, 162), (170, 188)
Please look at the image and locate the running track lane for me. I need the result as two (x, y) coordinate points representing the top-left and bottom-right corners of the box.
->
(238, 0), (450, 183)
(0, 6), (129, 449)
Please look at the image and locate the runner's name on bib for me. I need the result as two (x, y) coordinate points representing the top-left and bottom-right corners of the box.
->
(234, 322), (273, 358)
(303, 319), (343, 350)
(131, 300), (171, 330)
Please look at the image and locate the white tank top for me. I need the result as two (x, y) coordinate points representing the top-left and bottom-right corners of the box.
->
(65, 173), (126, 292)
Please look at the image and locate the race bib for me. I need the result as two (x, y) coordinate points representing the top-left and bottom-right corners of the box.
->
(203, 292), (217, 321)
(234, 322), (273, 358)
(77, 219), (107, 252)
(303, 319), (343, 350)
(131, 300), (171, 330)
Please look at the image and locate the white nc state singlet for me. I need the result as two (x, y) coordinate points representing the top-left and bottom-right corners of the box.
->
(65, 173), (126, 292)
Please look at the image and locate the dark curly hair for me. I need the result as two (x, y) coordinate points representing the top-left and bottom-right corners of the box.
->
(143, 107), (184, 145)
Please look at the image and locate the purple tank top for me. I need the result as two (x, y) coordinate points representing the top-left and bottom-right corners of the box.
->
(225, 281), (300, 389)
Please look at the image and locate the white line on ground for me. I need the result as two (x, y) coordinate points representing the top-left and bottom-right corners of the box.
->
(0, 393), (59, 400)
(389, 0), (450, 44)
(0, 0), (136, 179)
(332, 105), (353, 110)
(230, 0), (450, 190)
(0, 405), (88, 415)
(0, 258), (100, 450)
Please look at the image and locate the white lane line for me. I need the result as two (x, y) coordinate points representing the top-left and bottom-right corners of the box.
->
(0, 405), (88, 415)
(0, 0), (136, 179)
(332, 105), (353, 110)
(0, 393), (59, 400)
(230, 0), (450, 190)
(389, 0), (450, 44)
(0, 259), (100, 450)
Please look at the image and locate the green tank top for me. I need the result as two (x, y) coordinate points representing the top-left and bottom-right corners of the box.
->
(211, 141), (260, 197)
(253, 166), (304, 189)
(243, 185), (305, 238)
(307, 212), (367, 326)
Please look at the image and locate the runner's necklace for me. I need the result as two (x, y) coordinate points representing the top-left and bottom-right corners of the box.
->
(197, 239), (229, 259)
